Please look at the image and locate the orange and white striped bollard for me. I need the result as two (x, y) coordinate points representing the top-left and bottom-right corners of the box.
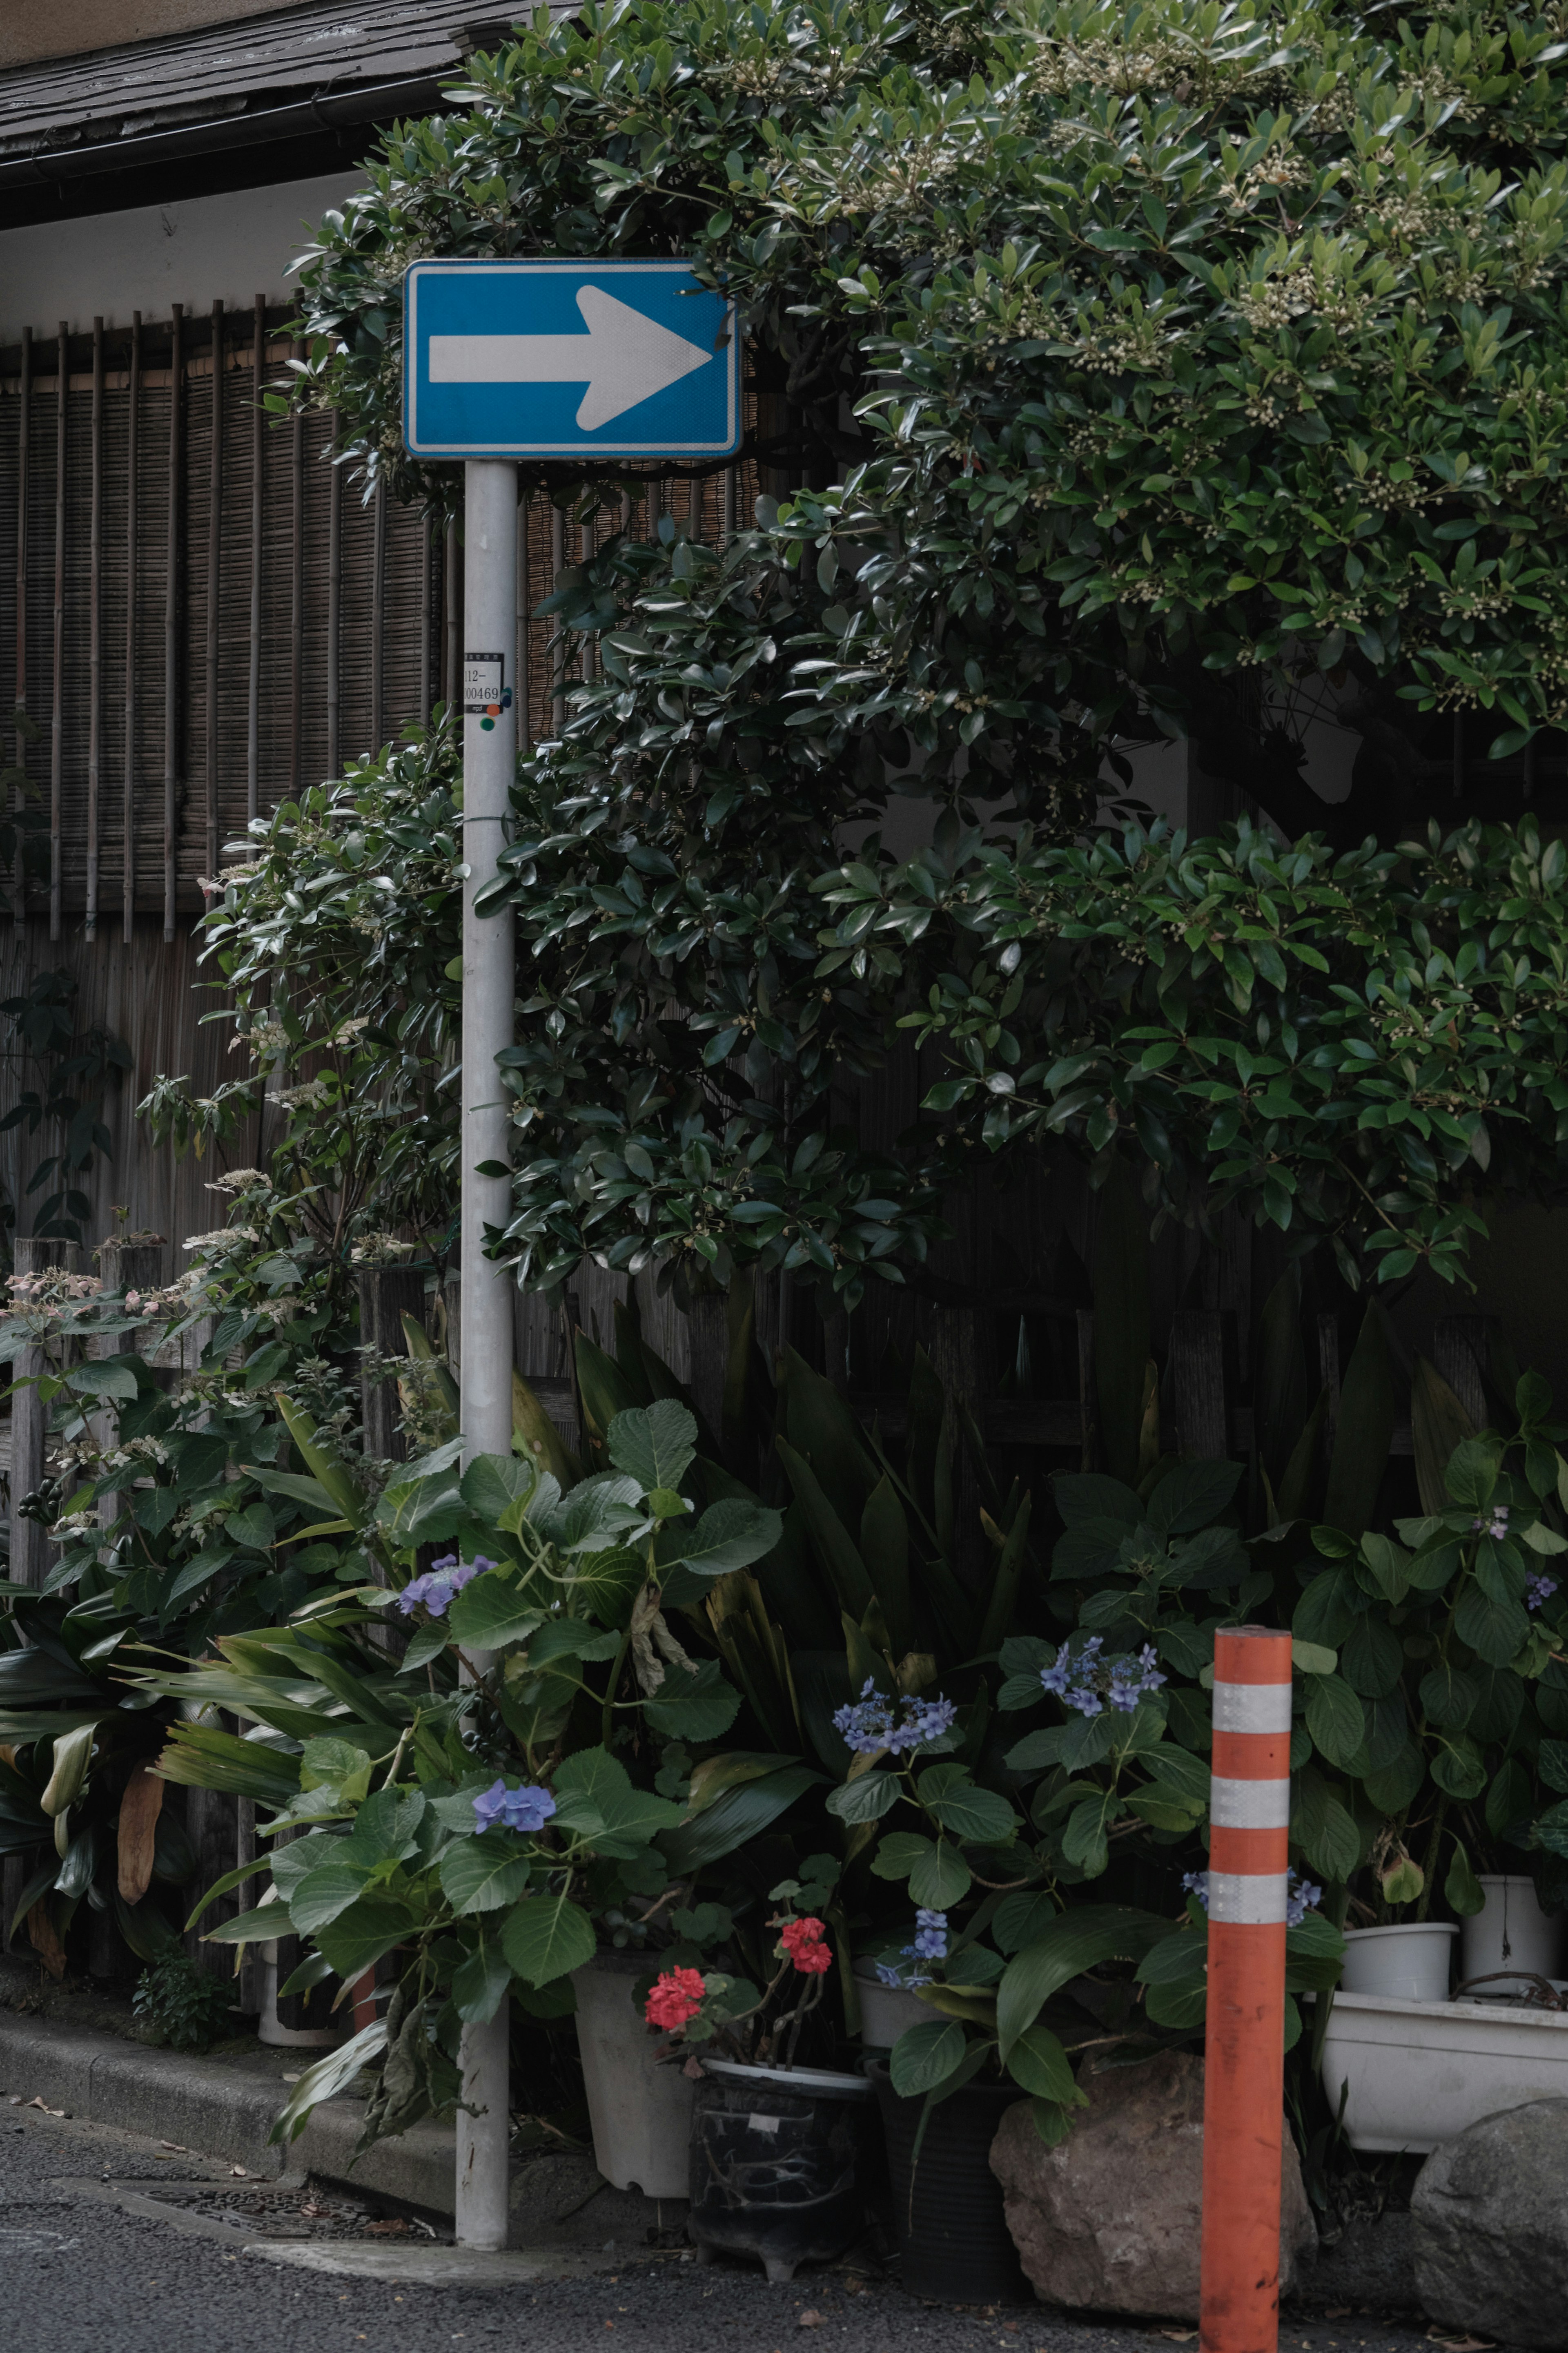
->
(1199, 1624), (1292, 2353)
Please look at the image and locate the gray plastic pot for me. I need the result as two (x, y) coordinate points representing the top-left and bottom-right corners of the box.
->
(572, 1949), (696, 2198)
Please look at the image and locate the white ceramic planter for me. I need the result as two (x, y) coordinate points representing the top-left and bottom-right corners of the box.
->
(572, 1951), (696, 2199)
(1340, 1921), (1458, 2003)
(853, 1965), (935, 2049)
(1461, 1875), (1561, 1986)
(1319, 1989), (1568, 2152)
(256, 1946), (339, 2048)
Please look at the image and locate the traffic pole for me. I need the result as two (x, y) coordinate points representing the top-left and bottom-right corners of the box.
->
(454, 456), (519, 2250)
(1200, 1625), (1293, 2353)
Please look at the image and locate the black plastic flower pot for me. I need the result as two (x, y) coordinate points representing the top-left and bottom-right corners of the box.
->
(687, 2059), (875, 2284)
(869, 2058), (1032, 2305)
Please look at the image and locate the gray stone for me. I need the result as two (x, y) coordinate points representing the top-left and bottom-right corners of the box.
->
(988, 2049), (1317, 2320)
(1412, 2097), (1568, 2349)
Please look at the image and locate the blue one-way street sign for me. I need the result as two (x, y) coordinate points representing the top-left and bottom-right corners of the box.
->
(403, 259), (740, 459)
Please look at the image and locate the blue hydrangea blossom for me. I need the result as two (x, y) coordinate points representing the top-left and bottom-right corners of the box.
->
(396, 1552), (495, 1617)
(832, 1679), (958, 1756)
(1183, 1868), (1322, 1929)
(472, 1780), (557, 1834)
(1040, 1636), (1166, 1717)
(911, 1909), (949, 1960)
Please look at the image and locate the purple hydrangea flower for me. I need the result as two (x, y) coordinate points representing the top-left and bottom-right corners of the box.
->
(1287, 1875), (1323, 1929)
(1472, 1508), (1510, 1539)
(875, 1956), (932, 1989)
(1042, 1636), (1166, 1717)
(911, 1909), (949, 1961)
(1183, 1869), (1321, 1928)
(832, 1679), (958, 1756)
(1527, 1572), (1559, 1612)
(894, 1696), (958, 1753)
(472, 1779), (557, 1834)
(396, 1553), (494, 1618)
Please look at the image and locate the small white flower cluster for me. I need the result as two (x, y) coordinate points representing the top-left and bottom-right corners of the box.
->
(182, 1226), (261, 1253)
(1234, 273), (1322, 331)
(267, 1078), (334, 1111)
(207, 1167), (267, 1193)
(232, 1020), (288, 1059)
(1030, 34), (1229, 100)
(1439, 581), (1514, 621)
(116, 1435), (170, 1466)
(350, 1233), (417, 1265)
(1225, 154), (1310, 214)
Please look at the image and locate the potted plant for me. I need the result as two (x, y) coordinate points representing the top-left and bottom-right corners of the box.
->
(140, 1398), (797, 2177)
(638, 1860), (875, 2284)
(1285, 1405), (1568, 2146)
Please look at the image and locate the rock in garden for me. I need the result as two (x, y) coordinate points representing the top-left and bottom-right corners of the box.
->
(1411, 2097), (1568, 2349)
(989, 2049), (1316, 2319)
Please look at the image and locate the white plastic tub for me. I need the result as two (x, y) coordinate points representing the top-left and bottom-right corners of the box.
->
(572, 1951), (696, 2199)
(1461, 1876), (1561, 1986)
(1319, 1989), (1568, 2151)
(1340, 1921), (1458, 2002)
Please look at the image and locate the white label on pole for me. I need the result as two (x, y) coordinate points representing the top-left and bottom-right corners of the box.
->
(1210, 1775), (1291, 1830)
(1213, 1681), (1292, 1735)
(463, 651), (505, 711)
(1208, 1870), (1289, 1925)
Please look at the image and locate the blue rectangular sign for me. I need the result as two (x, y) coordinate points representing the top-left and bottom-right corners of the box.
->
(403, 258), (740, 459)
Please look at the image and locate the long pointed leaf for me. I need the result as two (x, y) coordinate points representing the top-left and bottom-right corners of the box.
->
(1411, 1354), (1474, 1518)
(269, 2019), (388, 2145)
(776, 1436), (875, 1618)
(274, 1393), (365, 1527)
(996, 1904), (1169, 2061)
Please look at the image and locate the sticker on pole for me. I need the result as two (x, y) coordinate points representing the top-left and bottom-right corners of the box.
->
(403, 259), (740, 459)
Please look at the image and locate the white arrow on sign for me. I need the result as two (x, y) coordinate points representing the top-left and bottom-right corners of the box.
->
(428, 285), (715, 432)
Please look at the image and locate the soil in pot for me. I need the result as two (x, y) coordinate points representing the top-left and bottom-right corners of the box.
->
(688, 2061), (874, 2284)
(869, 2057), (1031, 2305)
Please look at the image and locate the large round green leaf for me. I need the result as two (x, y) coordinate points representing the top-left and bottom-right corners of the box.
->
(499, 1891), (597, 1987)
(889, 2018), (966, 2098)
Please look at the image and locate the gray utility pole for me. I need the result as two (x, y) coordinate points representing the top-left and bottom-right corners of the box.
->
(455, 457), (518, 2250)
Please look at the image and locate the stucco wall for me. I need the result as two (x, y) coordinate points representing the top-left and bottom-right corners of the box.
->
(0, 170), (364, 341)
(0, 0), (307, 70)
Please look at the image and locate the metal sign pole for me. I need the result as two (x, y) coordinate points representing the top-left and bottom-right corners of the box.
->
(454, 456), (518, 2250)
(1200, 1624), (1292, 2353)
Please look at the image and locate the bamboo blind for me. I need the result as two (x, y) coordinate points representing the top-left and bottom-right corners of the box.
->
(1, 301), (762, 943)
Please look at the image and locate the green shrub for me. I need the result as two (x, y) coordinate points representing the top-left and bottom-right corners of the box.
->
(132, 1954), (237, 2054)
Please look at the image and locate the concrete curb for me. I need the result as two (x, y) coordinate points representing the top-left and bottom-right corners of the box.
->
(0, 2007), (684, 2264)
(0, 2010), (456, 2212)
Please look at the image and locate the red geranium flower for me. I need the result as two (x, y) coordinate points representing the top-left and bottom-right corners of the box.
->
(644, 1966), (706, 2031)
(779, 1916), (833, 1975)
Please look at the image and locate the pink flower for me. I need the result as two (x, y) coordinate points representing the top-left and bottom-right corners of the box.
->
(644, 1967), (706, 2032)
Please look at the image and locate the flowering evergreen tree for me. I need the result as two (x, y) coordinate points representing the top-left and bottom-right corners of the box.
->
(263, 0), (1568, 1296)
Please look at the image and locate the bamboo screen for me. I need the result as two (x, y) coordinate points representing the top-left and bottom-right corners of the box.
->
(0, 300), (760, 943)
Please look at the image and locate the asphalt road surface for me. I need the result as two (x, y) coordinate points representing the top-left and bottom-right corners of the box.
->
(0, 2102), (1442, 2353)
